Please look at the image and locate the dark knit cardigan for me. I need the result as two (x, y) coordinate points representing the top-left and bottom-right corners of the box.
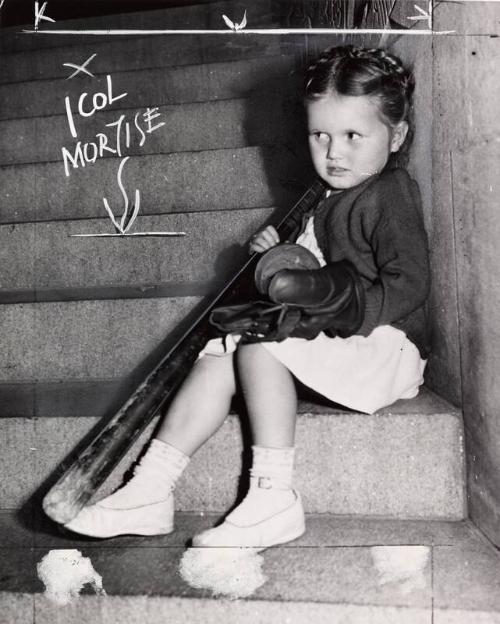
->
(289, 167), (431, 358)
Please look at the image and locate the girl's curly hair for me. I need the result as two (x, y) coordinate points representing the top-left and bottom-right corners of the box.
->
(304, 46), (415, 166)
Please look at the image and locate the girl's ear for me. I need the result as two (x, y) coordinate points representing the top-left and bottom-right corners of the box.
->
(390, 121), (409, 153)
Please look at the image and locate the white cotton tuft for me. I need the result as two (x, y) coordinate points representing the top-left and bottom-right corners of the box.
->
(179, 547), (267, 599)
(371, 545), (430, 594)
(37, 549), (106, 605)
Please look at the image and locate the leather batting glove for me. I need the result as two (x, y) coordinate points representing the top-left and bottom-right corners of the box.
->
(268, 265), (338, 306)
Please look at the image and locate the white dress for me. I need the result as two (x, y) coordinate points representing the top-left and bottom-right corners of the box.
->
(199, 216), (426, 414)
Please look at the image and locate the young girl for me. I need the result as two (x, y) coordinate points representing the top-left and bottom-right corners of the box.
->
(63, 46), (430, 549)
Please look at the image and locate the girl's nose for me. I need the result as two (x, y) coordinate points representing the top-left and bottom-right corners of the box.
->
(326, 138), (342, 161)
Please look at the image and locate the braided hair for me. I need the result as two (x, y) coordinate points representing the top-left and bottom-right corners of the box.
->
(304, 46), (415, 165)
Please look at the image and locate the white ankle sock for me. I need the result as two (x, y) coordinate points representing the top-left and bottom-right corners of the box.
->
(98, 439), (190, 509)
(228, 445), (296, 526)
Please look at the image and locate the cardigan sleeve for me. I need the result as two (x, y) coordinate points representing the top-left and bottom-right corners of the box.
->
(355, 170), (430, 337)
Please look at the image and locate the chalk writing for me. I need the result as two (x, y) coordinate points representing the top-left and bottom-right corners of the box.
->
(61, 107), (165, 177)
(34, 1), (55, 30)
(60, 74), (165, 176)
(63, 70), (185, 237)
(64, 53), (97, 80)
(64, 74), (127, 139)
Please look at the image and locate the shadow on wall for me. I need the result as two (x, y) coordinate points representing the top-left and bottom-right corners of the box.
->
(241, 48), (316, 213)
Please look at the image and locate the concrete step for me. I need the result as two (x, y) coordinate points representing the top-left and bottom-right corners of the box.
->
(0, 97), (289, 166)
(0, 34), (283, 85)
(4, 513), (496, 623)
(0, 0), (274, 53)
(0, 207), (273, 300)
(0, 54), (296, 120)
(0, 146), (305, 224)
(0, 385), (465, 519)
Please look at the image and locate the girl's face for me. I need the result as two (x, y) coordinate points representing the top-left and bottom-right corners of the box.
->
(307, 92), (408, 190)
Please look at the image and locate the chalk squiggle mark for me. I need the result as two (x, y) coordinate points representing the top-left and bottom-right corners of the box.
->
(222, 11), (247, 32)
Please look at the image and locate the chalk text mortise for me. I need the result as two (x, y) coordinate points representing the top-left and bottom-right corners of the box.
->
(61, 74), (165, 177)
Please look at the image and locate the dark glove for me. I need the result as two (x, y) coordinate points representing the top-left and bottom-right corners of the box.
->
(209, 245), (365, 342)
(209, 301), (301, 343)
(268, 260), (365, 339)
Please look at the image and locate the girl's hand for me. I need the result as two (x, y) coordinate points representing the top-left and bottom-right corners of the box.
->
(249, 225), (280, 254)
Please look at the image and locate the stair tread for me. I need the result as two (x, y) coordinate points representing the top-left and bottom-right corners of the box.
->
(0, 208), (275, 298)
(1, 510), (499, 621)
(0, 98), (287, 166)
(0, 54), (295, 120)
(0, 35), (284, 86)
(0, 381), (459, 419)
(0, 146), (301, 224)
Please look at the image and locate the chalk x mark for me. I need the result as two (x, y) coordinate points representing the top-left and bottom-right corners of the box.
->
(64, 53), (97, 79)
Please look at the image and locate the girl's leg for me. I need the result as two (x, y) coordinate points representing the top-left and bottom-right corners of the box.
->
(237, 342), (297, 447)
(193, 344), (305, 549)
(64, 353), (236, 538)
(155, 352), (237, 456)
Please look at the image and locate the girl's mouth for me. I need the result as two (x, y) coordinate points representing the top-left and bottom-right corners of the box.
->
(327, 166), (349, 175)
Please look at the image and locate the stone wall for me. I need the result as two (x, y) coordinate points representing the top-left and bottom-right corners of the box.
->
(433, 1), (500, 545)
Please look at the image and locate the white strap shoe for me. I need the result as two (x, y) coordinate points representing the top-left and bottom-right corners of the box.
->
(63, 495), (174, 538)
(192, 490), (305, 550)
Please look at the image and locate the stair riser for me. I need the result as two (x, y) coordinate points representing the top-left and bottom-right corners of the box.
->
(0, 56), (294, 120)
(0, 0), (274, 53)
(0, 297), (200, 383)
(1, 35), (283, 85)
(0, 411), (465, 518)
(0, 99), (286, 165)
(0, 208), (272, 293)
(0, 147), (297, 224)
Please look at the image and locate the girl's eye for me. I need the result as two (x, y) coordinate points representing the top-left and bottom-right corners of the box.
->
(312, 132), (329, 143)
(347, 132), (361, 141)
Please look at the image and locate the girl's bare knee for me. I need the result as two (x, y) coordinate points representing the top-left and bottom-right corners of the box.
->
(196, 353), (237, 393)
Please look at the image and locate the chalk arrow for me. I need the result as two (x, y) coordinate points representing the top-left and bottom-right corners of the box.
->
(407, 2), (432, 30)
(102, 157), (140, 235)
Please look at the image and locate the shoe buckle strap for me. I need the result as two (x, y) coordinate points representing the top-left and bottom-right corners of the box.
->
(257, 476), (290, 491)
